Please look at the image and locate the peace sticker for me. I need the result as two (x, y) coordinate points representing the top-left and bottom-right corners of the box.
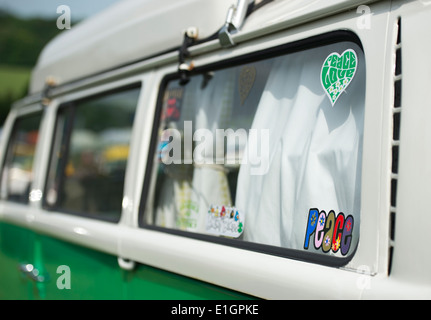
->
(304, 208), (355, 256)
(321, 49), (358, 106)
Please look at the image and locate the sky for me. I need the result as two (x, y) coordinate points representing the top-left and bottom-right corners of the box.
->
(0, 0), (121, 20)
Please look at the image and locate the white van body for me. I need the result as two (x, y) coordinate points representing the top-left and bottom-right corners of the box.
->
(1, 0), (431, 299)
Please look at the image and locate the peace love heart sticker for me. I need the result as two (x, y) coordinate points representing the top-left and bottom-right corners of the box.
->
(321, 49), (358, 106)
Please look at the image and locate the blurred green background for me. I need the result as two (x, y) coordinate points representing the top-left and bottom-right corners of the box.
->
(0, 0), (119, 126)
(0, 9), (62, 125)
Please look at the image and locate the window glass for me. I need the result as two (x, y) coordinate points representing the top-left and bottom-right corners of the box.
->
(143, 39), (365, 263)
(1, 112), (42, 204)
(44, 86), (140, 222)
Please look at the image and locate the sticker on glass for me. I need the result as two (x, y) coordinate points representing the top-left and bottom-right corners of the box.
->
(304, 208), (355, 256)
(206, 205), (244, 238)
(239, 65), (256, 105)
(162, 87), (183, 121)
(321, 49), (358, 106)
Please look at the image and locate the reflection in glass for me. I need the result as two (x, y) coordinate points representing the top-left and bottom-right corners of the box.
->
(45, 87), (140, 222)
(1, 112), (42, 204)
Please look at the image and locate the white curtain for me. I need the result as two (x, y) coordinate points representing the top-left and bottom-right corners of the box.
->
(236, 42), (365, 251)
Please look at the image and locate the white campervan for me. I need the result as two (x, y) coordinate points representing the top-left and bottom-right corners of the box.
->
(0, 0), (431, 300)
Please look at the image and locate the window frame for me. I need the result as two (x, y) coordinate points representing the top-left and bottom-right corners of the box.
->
(42, 82), (142, 223)
(138, 30), (364, 268)
(0, 109), (44, 204)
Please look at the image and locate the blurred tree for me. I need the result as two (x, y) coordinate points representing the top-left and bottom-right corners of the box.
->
(0, 9), (61, 67)
(0, 9), (64, 125)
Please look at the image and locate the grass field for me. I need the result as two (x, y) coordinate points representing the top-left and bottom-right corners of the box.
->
(0, 65), (31, 124)
(0, 64), (31, 98)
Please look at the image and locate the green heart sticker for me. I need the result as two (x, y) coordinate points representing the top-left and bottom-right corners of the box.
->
(321, 49), (358, 106)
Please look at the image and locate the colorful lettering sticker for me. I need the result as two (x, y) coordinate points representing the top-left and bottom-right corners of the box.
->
(321, 49), (358, 106)
(304, 208), (355, 256)
(206, 205), (244, 238)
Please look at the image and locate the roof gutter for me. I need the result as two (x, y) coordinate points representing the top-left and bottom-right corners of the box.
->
(16, 0), (382, 109)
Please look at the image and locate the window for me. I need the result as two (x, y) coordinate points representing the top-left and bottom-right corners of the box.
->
(44, 85), (140, 222)
(142, 33), (365, 265)
(1, 112), (43, 204)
